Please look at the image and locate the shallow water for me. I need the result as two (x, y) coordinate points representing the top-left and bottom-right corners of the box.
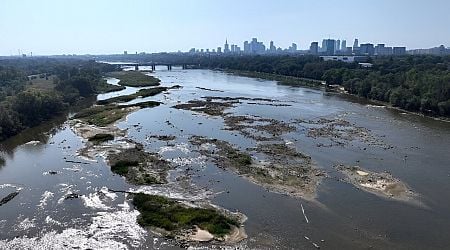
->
(1, 67), (449, 249)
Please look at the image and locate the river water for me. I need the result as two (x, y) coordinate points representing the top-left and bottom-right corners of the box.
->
(0, 67), (449, 249)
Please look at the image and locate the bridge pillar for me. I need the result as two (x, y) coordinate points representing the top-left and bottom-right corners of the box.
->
(152, 64), (156, 71)
(167, 65), (172, 71)
(135, 65), (139, 71)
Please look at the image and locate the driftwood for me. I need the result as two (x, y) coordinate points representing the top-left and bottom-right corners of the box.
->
(301, 203), (309, 224)
(0, 191), (19, 206)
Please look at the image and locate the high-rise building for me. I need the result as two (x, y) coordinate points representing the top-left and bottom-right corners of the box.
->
(321, 39), (327, 52)
(353, 38), (359, 48)
(224, 39), (230, 53)
(269, 41), (276, 52)
(244, 41), (250, 53)
(249, 38), (265, 54)
(124, 51), (128, 55)
(291, 43), (297, 52)
(310, 42), (319, 55)
(324, 39), (336, 55)
(393, 47), (406, 56)
(336, 40), (341, 52)
(217, 47), (222, 53)
(360, 43), (375, 55)
(375, 44), (393, 56)
(341, 40), (347, 51)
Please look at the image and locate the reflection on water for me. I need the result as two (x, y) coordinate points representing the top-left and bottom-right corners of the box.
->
(0, 68), (449, 249)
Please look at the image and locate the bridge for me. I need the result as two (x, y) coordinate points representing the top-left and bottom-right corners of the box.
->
(116, 62), (198, 71)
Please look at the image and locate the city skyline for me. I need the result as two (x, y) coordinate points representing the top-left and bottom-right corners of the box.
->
(1, 0), (450, 55)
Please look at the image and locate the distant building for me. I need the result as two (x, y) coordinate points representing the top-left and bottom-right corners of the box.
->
(249, 38), (265, 54)
(310, 42), (319, 55)
(393, 47), (406, 56)
(290, 43), (297, 52)
(324, 39), (336, 55)
(269, 41), (276, 52)
(336, 40), (341, 52)
(320, 55), (368, 63)
(224, 39), (230, 53)
(124, 51), (128, 55)
(217, 47), (222, 53)
(360, 43), (375, 55)
(375, 44), (393, 56)
(353, 38), (359, 48)
(341, 40), (347, 51)
(244, 41), (250, 53)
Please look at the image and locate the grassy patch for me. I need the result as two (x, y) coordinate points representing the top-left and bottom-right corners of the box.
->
(97, 87), (167, 105)
(109, 71), (161, 87)
(132, 193), (239, 236)
(111, 160), (139, 175)
(107, 147), (171, 185)
(225, 149), (252, 166)
(88, 133), (114, 144)
(74, 101), (160, 127)
(95, 79), (126, 93)
(73, 105), (130, 126)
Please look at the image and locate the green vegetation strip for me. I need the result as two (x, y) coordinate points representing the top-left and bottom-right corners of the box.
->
(96, 79), (126, 93)
(132, 193), (239, 236)
(97, 87), (167, 105)
(109, 71), (161, 87)
(73, 101), (160, 126)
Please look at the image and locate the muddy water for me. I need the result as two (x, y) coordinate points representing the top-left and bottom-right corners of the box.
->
(1, 67), (450, 249)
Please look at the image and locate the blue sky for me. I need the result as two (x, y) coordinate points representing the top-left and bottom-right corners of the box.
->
(0, 0), (449, 55)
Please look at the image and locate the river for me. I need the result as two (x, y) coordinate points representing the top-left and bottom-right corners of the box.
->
(0, 66), (449, 249)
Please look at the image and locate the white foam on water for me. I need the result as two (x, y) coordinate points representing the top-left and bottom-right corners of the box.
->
(168, 155), (207, 167)
(45, 216), (62, 226)
(17, 218), (36, 231)
(159, 142), (191, 154)
(37, 191), (54, 209)
(129, 184), (210, 202)
(0, 200), (147, 249)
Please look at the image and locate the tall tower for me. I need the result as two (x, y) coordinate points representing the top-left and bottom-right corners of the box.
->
(224, 39), (230, 53)
(341, 40), (347, 50)
(353, 38), (359, 48)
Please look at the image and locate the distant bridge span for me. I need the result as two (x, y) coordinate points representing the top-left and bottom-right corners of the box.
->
(116, 62), (198, 71)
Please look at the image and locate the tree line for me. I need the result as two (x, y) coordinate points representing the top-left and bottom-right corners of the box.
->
(0, 58), (116, 141)
(97, 53), (449, 116)
(193, 55), (450, 117)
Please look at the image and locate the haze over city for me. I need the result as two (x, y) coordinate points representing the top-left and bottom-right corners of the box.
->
(1, 0), (450, 55)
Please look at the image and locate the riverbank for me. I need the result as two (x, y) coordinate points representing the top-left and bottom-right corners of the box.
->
(225, 69), (325, 89)
(226, 69), (450, 122)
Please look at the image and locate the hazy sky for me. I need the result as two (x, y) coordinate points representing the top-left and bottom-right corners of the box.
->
(0, 0), (449, 55)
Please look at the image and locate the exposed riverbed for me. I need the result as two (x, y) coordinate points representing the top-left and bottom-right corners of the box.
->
(1, 67), (450, 249)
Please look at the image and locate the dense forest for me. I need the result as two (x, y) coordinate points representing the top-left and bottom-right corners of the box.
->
(191, 55), (450, 117)
(0, 58), (116, 140)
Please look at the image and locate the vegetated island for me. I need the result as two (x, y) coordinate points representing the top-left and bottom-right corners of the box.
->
(107, 71), (161, 87)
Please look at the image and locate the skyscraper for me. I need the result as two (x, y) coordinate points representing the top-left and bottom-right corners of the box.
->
(336, 40), (341, 52)
(244, 41), (250, 53)
(224, 39), (230, 53)
(269, 41), (276, 52)
(325, 39), (336, 55)
(291, 43), (297, 52)
(310, 42), (318, 55)
(353, 38), (359, 48)
(341, 40), (347, 50)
